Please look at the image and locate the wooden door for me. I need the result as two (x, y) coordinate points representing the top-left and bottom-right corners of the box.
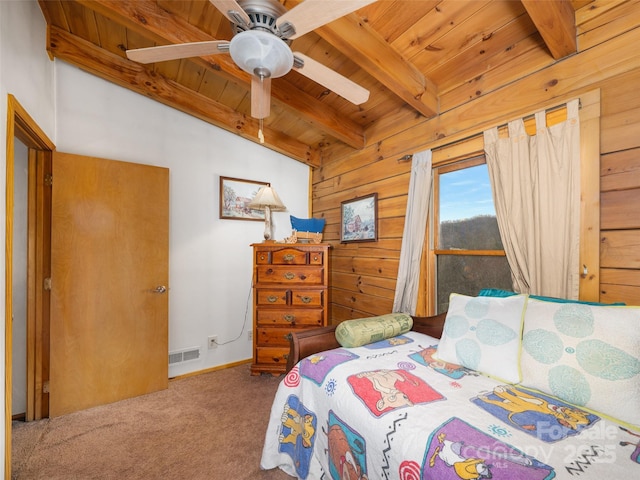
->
(49, 152), (169, 417)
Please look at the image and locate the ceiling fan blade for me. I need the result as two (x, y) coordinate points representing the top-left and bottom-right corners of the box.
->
(277, 0), (377, 40)
(209, 0), (251, 28)
(251, 75), (272, 119)
(293, 52), (370, 105)
(126, 41), (229, 64)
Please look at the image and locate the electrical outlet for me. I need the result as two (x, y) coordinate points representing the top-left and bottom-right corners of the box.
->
(248, 330), (253, 341)
(208, 335), (218, 349)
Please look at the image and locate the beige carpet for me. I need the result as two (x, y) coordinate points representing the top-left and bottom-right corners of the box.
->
(12, 363), (293, 479)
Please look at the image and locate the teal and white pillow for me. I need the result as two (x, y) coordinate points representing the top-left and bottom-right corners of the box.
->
(520, 298), (640, 428)
(435, 293), (527, 383)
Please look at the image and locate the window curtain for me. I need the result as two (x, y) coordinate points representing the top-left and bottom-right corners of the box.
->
(483, 99), (580, 299)
(393, 149), (432, 314)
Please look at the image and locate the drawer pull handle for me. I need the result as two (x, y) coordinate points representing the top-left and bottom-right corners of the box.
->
(284, 272), (295, 280)
(283, 254), (295, 262)
(284, 333), (293, 341)
(283, 314), (295, 322)
(283, 354), (289, 360)
(267, 295), (279, 303)
(300, 296), (312, 304)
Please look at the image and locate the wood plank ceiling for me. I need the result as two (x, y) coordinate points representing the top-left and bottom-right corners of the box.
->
(37, 0), (584, 166)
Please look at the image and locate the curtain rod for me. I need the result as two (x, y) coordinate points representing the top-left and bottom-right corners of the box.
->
(496, 99), (580, 131)
(396, 99), (582, 163)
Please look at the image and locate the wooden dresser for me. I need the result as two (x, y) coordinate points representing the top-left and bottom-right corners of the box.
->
(251, 242), (330, 375)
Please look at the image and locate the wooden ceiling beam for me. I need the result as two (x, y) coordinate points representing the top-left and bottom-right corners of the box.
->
(284, 0), (438, 119)
(46, 26), (319, 166)
(521, 0), (576, 59)
(75, 0), (365, 148)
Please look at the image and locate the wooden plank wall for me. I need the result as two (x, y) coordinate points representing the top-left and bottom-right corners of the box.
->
(313, 4), (640, 323)
(600, 112), (640, 304)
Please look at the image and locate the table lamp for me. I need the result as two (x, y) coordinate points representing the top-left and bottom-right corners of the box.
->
(248, 185), (286, 241)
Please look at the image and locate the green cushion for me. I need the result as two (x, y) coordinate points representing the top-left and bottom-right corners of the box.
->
(335, 313), (413, 348)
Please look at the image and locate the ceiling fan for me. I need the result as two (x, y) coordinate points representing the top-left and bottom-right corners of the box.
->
(126, 0), (375, 120)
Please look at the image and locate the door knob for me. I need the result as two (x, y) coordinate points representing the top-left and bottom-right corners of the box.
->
(153, 285), (167, 293)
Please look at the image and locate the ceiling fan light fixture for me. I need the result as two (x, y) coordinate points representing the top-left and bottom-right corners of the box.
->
(229, 30), (293, 79)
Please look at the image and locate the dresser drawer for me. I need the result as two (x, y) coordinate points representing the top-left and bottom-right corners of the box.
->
(308, 251), (324, 265)
(256, 266), (324, 284)
(271, 248), (308, 265)
(256, 346), (289, 366)
(256, 327), (293, 347)
(291, 289), (324, 307)
(256, 289), (324, 307)
(257, 309), (324, 327)
(255, 250), (271, 265)
(255, 289), (288, 306)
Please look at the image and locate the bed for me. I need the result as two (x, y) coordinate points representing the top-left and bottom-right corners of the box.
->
(260, 294), (640, 479)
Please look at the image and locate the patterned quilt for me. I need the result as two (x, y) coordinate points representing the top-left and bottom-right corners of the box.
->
(260, 331), (640, 479)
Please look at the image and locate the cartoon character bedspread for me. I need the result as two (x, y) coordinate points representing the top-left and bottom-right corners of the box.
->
(260, 331), (640, 479)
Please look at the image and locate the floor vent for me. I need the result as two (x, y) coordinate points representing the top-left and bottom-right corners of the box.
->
(168, 347), (201, 365)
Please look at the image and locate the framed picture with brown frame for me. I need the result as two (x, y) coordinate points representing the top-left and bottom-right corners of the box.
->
(219, 176), (269, 220)
(340, 193), (378, 243)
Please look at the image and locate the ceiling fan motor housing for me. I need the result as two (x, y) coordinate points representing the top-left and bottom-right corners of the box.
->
(232, 0), (289, 38)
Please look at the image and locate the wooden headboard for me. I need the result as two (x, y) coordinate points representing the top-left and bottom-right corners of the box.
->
(285, 313), (447, 373)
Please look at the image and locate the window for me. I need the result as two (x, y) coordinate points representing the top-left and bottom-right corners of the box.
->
(432, 156), (512, 313)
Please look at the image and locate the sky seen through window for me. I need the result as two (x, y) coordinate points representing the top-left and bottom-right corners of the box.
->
(439, 164), (496, 222)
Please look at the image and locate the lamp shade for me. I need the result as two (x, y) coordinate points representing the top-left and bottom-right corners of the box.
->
(248, 186), (286, 211)
(229, 30), (293, 79)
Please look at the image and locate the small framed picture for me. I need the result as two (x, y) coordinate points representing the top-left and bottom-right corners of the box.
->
(219, 176), (269, 220)
(340, 193), (378, 243)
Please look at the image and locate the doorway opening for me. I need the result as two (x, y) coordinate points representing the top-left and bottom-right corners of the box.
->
(5, 94), (54, 478)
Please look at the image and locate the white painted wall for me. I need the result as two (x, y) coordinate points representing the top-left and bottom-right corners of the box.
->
(0, 0), (309, 471)
(54, 62), (310, 377)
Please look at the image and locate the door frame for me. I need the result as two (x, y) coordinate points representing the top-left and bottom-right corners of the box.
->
(5, 94), (54, 478)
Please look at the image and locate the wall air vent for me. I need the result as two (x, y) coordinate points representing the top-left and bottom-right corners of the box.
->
(168, 347), (201, 365)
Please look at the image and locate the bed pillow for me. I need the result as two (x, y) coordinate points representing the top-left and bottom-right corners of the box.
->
(335, 313), (413, 348)
(435, 293), (527, 383)
(478, 288), (625, 306)
(520, 298), (640, 428)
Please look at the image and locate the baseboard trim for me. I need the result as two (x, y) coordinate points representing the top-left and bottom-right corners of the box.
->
(169, 358), (252, 381)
